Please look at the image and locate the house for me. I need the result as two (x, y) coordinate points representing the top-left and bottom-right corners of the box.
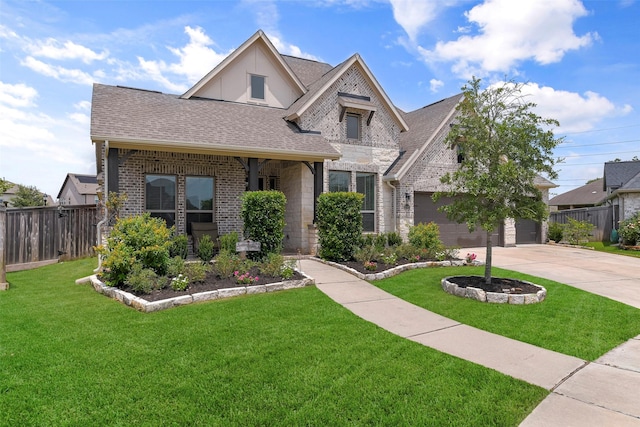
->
(549, 178), (607, 211)
(90, 30), (553, 252)
(57, 173), (99, 206)
(0, 183), (55, 207)
(604, 161), (640, 225)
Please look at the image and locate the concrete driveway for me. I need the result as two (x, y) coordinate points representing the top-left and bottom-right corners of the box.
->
(466, 244), (640, 309)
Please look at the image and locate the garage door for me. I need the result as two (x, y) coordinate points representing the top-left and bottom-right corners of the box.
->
(515, 218), (540, 244)
(414, 192), (502, 248)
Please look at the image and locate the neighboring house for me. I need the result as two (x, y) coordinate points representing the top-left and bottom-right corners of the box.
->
(549, 178), (607, 211)
(57, 173), (99, 206)
(90, 30), (554, 252)
(604, 161), (640, 225)
(0, 183), (54, 207)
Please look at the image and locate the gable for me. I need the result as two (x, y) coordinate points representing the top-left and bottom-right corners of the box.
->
(182, 31), (305, 108)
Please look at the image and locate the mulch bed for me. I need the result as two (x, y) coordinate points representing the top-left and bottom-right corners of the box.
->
(339, 258), (435, 275)
(115, 267), (305, 303)
(447, 276), (540, 294)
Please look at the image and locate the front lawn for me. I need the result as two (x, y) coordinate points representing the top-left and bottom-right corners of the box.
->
(376, 266), (640, 361)
(1, 258), (546, 426)
(584, 241), (640, 258)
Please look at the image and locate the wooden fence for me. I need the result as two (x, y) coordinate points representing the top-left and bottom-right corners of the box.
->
(4, 205), (99, 271)
(549, 205), (614, 242)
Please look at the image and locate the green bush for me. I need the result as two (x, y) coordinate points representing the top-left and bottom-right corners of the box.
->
(126, 263), (160, 294)
(198, 235), (215, 261)
(317, 192), (364, 261)
(97, 213), (172, 287)
(260, 252), (285, 277)
(219, 231), (239, 253)
(353, 244), (377, 263)
(170, 274), (189, 291)
(167, 256), (186, 277)
(213, 250), (242, 279)
(618, 212), (640, 245)
(184, 262), (210, 283)
(408, 222), (444, 256)
(170, 233), (189, 259)
(241, 191), (286, 260)
(548, 222), (563, 242)
(385, 232), (403, 247)
(563, 218), (594, 245)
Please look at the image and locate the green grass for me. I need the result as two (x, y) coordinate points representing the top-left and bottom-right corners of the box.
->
(1, 258), (546, 426)
(584, 241), (640, 258)
(376, 266), (640, 361)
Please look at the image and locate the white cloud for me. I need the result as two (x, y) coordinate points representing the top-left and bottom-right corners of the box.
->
(429, 78), (444, 92)
(502, 82), (633, 133)
(167, 26), (230, 83)
(74, 100), (91, 110)
(267, 33), (319, 60)
(388, 0), (440, 41)
(0, 81), (38, 107)
(417, 0), (595, 77)
(21, 56), (95, 85)
(68, 112), (89, 125)
(26, 38), (109, 63)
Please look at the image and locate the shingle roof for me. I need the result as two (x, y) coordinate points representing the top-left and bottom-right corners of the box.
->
(603, 161), (640, 191)
(386, 93), (463, 178)
(91, 84), (340, 161)
(282, 55), (333, 87)
(549, 178), (606, 207)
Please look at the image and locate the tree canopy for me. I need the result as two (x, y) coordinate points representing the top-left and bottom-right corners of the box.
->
(12, 185), (46, 208)
(435, 77), (563, 283)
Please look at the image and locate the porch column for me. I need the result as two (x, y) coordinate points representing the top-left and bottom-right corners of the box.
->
(313, 162), (323, 222)
(248, 158), (259, 191)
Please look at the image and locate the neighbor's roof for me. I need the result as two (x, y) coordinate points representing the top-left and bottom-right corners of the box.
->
(57, 173), (99, 199)
(90, 84), (341, 162)
(385, 93), (463, 179)
(603, 161), (640, 191)
(549, 178), (607, 207)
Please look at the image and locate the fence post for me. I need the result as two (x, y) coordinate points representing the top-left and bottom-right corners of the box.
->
(0, 205), (8, 290)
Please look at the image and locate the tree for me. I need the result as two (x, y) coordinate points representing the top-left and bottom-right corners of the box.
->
(12, 185), (46, 207)
(0, 178), (11, 194)
(435, 77), (562, 284)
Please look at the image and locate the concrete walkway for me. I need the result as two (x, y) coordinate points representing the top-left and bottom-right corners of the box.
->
(298, 245), (640, 426)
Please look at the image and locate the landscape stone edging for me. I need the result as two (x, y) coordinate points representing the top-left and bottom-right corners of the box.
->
(314, 257), (483, 281)
(86, 272), (315, 313)
(441, 276), (547, 305)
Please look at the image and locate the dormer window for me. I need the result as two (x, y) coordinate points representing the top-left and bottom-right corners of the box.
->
(346, 113), (360, 140)
(250, 74), (265, 100)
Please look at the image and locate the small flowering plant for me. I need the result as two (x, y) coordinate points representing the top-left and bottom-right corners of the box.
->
(170, 274), (189, 291)
(465, 253), (477, 264)
(363, 261), (377, 271)
(234, 270), (259, 285)
(409, 254), (421, 263)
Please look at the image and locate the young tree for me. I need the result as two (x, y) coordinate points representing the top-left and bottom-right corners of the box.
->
(435, 77), (562, 284)
(12, 185), (46, 207)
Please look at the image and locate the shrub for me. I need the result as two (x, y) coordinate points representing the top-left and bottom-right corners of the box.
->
(126, 263), (160, 294)
(385, 232), (403, 247)
(279, 259), (296, 280)
(167, 256), (185, 277)
(198, 234), (215, 261)
(408, 222), (444, 256)
(563, 218), (594, 245)
(317, 192), (364, 261)
(548, 222), (564, 242)
(260, 253), (285, 277)
(213, 250), (242, 279)
(395, 243), (421, 261)
(97, 213), (172, 287)
(219, 231), (239, 253)
(619, 212), (640, 245)
(241, 191), (286, 260)
(184, 262), (210, 283)
(374, 234), (387, 251)
(170, 233), (189, 259)
(380, 249), (397, 265)
(353, 244), (377, 263)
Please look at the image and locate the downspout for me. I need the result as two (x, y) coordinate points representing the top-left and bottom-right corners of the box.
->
(385, 181), (397, 233)
(94, 140), (109, 273)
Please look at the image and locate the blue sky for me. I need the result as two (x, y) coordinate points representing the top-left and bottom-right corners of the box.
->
(1, 0), (638, 200)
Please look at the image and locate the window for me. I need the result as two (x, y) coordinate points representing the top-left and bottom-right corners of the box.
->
(357, 172), (376, 232)
(251, 74), (265, 100)
(329, 171), (350, 192)
(346, 113), (360, 140)
(146, 174), (176, 227)
(186, 176), (214, 234)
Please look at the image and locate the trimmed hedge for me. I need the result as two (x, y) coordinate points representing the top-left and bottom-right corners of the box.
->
(241, 191), (286, 260)
(317, 192), (364, 261)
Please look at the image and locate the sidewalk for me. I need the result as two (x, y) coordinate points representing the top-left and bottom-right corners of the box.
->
(299, 253), (640, 426)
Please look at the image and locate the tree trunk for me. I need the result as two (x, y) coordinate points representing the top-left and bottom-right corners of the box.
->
(484, 229), (492, 284)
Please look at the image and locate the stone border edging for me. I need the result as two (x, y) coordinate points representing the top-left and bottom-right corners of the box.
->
(314, 257), (483, 281)
(441, 276), (547, 304)
(83, 272), (315, 313)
